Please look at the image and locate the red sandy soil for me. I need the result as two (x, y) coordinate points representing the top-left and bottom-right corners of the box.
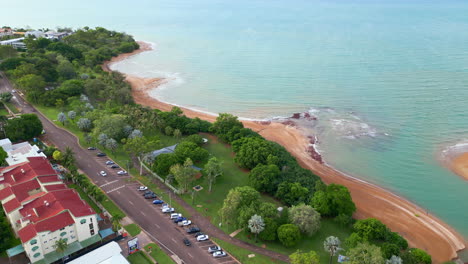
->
(104, 42), (466, 263)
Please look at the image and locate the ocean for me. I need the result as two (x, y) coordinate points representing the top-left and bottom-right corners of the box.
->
(2, 0), (468, 237)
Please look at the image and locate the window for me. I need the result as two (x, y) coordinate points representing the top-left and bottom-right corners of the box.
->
(68, 224), (73, 227)
(32, 246), (39, 252)
(30, 239), (37, 245)
(89, 223), (94, 230)
(70, 230), (73, 233)
(90, 217), (93, 222)
(80, 219), (86, 224)
(90, 229), (95, 236)
(33, 253), (40, 258)
(63, 238), (68, 242)
(60, 227), (65, 231)
(60, 232), (67, 237)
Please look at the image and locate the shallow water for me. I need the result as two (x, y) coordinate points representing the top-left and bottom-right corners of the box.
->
(4, 0), (468, 237)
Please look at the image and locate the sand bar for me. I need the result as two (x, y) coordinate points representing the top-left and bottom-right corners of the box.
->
(104, 42), (466, 263)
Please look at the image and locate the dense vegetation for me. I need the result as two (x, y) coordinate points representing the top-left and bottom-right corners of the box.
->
(0, 27), (435, 263)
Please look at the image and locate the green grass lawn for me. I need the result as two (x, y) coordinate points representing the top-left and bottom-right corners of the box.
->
(100, 197), (125, 217)
(126, 251), (153, 264)
(212, 238), (287, 264)
(124, 223), (141, 237)
(235, 218), (353, 263)
(69, 184), (102, 214)
(5, 101), (19, 113)
(144, 243), (175, 264)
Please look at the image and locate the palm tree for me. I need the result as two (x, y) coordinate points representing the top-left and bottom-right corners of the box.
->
(324, 236), (342, 264)
(54, 238), (69, 263)
(111, 214), (124, 232)
(248, 214), (265, 242)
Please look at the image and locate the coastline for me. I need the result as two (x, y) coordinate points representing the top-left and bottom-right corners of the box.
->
(104, 42), (466, 263)
(449, 153), (468, 181)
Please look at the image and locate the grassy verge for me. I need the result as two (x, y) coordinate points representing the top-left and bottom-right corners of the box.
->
(5, 101), (19, 113)
(124, 223), (141, 237)
(144, 243), (175, 264)
(69, 184), (102, 214)
(100, 197), (125, 217)
(212, 238), (287, 264)
(126, 251), (153, 264)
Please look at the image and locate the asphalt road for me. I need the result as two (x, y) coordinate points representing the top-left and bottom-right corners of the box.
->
(0, 73), (232, 264)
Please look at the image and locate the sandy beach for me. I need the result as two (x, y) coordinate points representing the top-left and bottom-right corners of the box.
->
(104, 42), (466, 263)
(449, 153), (468, 181)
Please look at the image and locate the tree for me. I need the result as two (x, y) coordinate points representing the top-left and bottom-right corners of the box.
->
(153, 153), (179, 177)
(347, 243), (384, 264)
(93, 114), (128, 140)
(165, 126), (173, 136)
(277, 224), (301, 247)
(129, 129), (143, 139)
(0, 92), (12, 103)
(16, 74), (45, 102)
(381, 243), (400, 260)
(219, 186), (261, 228)
(0, 45), (17, 59)
(173, 128), (181, 139)
(401, 248), (431, 264)
(174, 141), (208, 162)
(53, 238), (69, 263)
(0, 148), (7, 166)
(77, 118), (92, 132)
(53, 150), (63, 161)
(111, 214), (124, 232)
(275, 182), (309, 206)
(258, 217), (278, 241)
(105, 138), (118, 153)
(62, 147), (75, 168)
(170, 158), (197, 192)
(98, 133), (108, 146)
(183, 134), (204, 145)
(58, 112), (67, 126)
(386, 255), (403, 264)
(353, 218), (389, 242)
(68, 111), (76, 121)
(4, 114), (43, 141)
(249, 164), (280, 194)
(57, 59), (76, 79)
(204, 157), (222, 192)
(290, 250), (320, 264)
(324, 236), (342, 264)
(288, 204), (320, 236)
(124, 136), (159, 161)
(311, 184), (356, 217)
(84, 133), (92, 144)
(233, 137), (274, 169)
(210, 113), (244, 142)
(248, 214), (265, 242)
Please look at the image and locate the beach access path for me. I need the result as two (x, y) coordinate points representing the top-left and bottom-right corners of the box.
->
(0, 71), (289, 263)
(107, 41), (467, 264)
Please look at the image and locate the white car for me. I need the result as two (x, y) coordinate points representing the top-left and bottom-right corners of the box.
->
(208, 246), (222, 253)
(196, 235), (209, 241)
(182, 220), (192, 226)
(212, 251), (227, 258)
(117, 170), (127, 175)
(105, 160), (114, 165)
(170, 213), (182, 219)
(137, 186), (148, 191)
(162, 207), (175, 213)
(99, 171), (107, 177)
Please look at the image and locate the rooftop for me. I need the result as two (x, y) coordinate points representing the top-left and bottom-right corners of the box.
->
(0, 157), (57, 187)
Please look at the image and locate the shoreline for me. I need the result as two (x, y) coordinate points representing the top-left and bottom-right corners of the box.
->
(104, 41), (466, 263)
(449, 153), (468, 181)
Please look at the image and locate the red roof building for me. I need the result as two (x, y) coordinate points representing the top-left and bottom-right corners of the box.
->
(0, 157), (58, 187)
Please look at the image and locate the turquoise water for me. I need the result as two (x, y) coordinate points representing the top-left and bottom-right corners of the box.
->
(3, 0), (468, 237)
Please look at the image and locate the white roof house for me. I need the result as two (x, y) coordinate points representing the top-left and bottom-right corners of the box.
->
(25, 31), (44, 38)
(0, 139), (46, 165)
(68, 242), (129, 264)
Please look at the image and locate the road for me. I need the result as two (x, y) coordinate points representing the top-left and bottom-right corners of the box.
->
(0, 72), (232, 264)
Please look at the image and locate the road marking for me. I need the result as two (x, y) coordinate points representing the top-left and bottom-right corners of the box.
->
(171, 238), (177, 243)
(116, 191), (121, 195)
(141, 211), (146, 217)
(99, 180), (118, 187)
(154, 223), (160, 228)
(128, 201), (134, 206)
(106, 185), (125, 194)
(187, 253), (193, 259)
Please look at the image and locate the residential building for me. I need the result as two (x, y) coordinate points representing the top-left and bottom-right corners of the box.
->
(0, 28), (13, 37)
(68, 241), (129, 264)
(25, 31), (44, 38)
(44, 31), (70, 40)
(0, 139), (46, 166)
(0, 157), (100, 263)
(0, 37), (26, 49)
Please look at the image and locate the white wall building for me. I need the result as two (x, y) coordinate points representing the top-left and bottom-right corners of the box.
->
(0, 139), (46, 166)
(69, 241), (129, 264)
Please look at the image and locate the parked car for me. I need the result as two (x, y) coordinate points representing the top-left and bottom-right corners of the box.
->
(105, 160), (114, 165)
(97, 152), (106, 157)
(152, 199), (164, 204)
(208, 246), (222, 253)
(170, 213), (182, 219)
(144, 193), (157, 199)
(162, 207), (175, 213)
(99, 171), (107, 177)
(186, 227), (200, 234)
(194, 232), (204, 237)
(87, 147), (96, 150)
(162, 203), (169, 208)
(183, 238), (191, 246)
(182, 220), (192, 226)
(138, 186), (148, 191)
(142, 191), (152, 196)
(109, 164), (119, 169)
(212, 251), (227, 258)
(174, 217), (187, 223)
(196, 235), (209, 241)
(117, 170), (127, 175)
